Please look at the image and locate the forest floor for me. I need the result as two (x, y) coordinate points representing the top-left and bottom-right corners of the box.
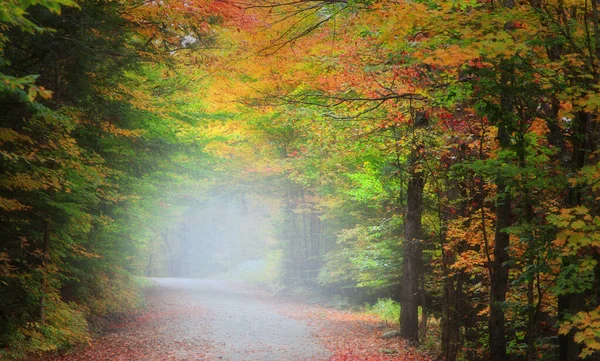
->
(42, 278), (432, 361)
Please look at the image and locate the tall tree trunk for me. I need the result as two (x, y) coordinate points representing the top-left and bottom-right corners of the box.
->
(489, 130), (512, 361)
(488, 0), (517, 355)
(400, 167), (424, 343)
(400, 113), (426, 344)
(489, 69), (514, 361)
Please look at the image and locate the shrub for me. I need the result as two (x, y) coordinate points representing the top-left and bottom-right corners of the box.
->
(366, 298), (401, 324)
(1, 297), (90, 360)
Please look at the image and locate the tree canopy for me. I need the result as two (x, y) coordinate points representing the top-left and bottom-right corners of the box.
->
(1, 0), (600, 360)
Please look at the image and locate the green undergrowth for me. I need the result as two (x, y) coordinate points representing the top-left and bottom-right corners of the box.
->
(364, 299), (440, 355)
(1, 299), (90, 360)
(365, 298), (401, 324)
(0, 272), (149, 361)
(278, 289), (441, 356)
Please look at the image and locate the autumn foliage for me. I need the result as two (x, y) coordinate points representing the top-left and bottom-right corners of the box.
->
(2, 0), (600, 360)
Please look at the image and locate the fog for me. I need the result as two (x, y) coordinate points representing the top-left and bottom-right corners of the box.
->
(146, 192), (280, 282)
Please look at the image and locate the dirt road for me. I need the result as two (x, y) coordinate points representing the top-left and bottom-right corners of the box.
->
(150, 278), (331, 361)
(45, 278), (429, 361)
(45, 278), (329, 361)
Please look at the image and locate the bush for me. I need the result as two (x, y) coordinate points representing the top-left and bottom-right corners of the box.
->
(1, 297), (90, 360)
(81, 268), (145, 316)
(366, 298), (401, 324)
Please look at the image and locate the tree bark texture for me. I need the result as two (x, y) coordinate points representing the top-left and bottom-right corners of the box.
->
(400, 141), (425, 343)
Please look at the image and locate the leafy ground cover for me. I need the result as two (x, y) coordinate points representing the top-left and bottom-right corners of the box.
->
(263, 296), (434, 361)
(38, 286), (213, 361)
(36, 280), (431, 361)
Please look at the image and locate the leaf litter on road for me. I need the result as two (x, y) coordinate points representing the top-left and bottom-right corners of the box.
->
(39, 281), (432, 361)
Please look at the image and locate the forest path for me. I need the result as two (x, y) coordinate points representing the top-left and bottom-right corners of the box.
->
(150, 277), (331, 361)
(44, 278), (330, 361)
(44, 278), (429, 361)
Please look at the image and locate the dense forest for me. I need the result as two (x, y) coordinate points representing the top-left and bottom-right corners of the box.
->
(1, 0), (600, 360)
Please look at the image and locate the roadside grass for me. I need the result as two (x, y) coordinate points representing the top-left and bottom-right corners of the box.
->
(365, 298), (401, 324)
(134, 276), (156, 289)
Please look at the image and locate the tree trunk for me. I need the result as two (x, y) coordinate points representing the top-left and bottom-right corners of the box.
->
(400, 170), (424, 343)
(559, 294), (584, 361)
(489, 135), (511, 361)
(442, 259), (462, 361)
(400, 117), (426, 343)
(40, 220), (50, 326)
(489, 69), (513, 361)
(441, 145), (465, 361)
(419, 268), (428, 339)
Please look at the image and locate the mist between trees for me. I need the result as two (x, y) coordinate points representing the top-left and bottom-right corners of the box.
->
(1, 0), (600, 360)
